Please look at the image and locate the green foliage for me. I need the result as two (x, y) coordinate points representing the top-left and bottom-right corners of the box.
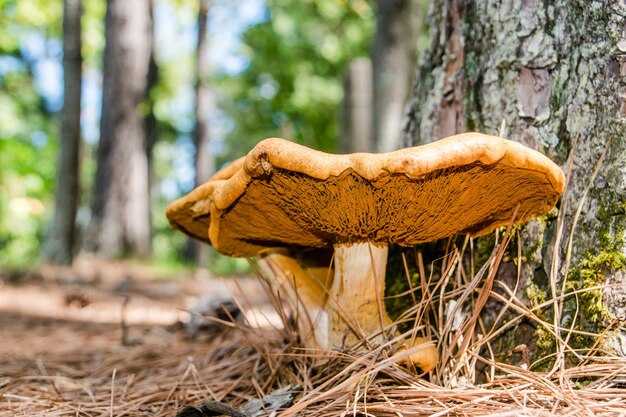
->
(216, 0), (374, 162)
(0, 132), (58, 268)
(207, 249), (251, 276)
(0, 110), (57, 268)
(0, 0), (62, 52)
(0, 0), (60, 267)
(82, 0), (106, 68)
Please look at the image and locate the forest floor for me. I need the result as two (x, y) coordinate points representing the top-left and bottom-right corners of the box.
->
(2, 257), (626, 416)
(0, 259), (280, 416)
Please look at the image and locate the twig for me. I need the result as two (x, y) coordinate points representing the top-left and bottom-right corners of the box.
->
(121, 295), (131, 346)
(110, 368), (116, 417)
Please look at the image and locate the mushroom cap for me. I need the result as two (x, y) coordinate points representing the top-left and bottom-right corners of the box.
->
(166, 132), (565, 257)
(165, 156), (245, 245)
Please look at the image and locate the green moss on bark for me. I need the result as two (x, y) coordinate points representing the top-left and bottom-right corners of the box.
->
(566, 246), (626, 327)
(530, 244), (626, 367)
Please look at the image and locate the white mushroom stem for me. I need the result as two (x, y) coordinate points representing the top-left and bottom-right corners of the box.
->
(259, 244), (439, 372)
(328, 242), (392, 347)
(328, 242), (439, 372)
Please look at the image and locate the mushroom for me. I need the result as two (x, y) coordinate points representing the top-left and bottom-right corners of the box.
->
(167, 132), (565, 372)
(167, 156), (335, 349)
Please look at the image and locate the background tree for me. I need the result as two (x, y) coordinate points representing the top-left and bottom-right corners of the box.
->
(372, 0), (420, 152)
(145, 0), (158, 251)
(342, 57), (373, 152)
(402, 0), (626, 358)
(84, 0), (153, 259)
(186, 0), (213, 266)
(193, 0), (214, 188)
(43, 0), (82, 265)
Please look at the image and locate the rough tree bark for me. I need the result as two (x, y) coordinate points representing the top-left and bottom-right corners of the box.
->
(402, 0), (626, 357)
(84, 0), (153, 259)
(43, 0), (82, 265)
(186, 0), (214, 266)
(373, 0), (420, 152)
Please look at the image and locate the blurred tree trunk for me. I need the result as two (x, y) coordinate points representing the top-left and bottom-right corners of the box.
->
(84, 0), (153, 259)
(373, 0), (420, 152)
(145, 0), (158, 245)
(341, 58), (374, 153)
(43, 0), (82, 265)
(402, 0), (626, 355)
(186, 0), (213, 266)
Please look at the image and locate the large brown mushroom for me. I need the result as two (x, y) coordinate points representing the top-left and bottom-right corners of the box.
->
(167, 132), (565, 371)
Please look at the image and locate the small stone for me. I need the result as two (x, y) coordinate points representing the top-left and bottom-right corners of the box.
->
(596, 175), (607, 189)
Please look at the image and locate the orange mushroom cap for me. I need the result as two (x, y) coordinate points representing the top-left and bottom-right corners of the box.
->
(166, 132), (565, 257)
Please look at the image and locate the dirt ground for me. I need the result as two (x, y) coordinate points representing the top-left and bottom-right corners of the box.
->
(4, 258), (626, 417)
(0, 258), (280, 416)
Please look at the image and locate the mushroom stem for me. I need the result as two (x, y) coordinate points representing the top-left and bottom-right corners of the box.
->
(328, 242), (392, 347)
(328, 242), (440, 372)
(257, 249), (330, 349)
(259, 244), (439, 372)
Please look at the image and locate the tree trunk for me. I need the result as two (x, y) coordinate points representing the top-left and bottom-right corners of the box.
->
(341, 58), (374, 153)
(193, 0), (214, 186)
(373, 0), (420, 153)
(43, 0), (82, 265)
(403, 0), (626, 357)
(84, 0), (153, 259)
(145, 0), (158, 245)
(186, 0), (214, 266)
